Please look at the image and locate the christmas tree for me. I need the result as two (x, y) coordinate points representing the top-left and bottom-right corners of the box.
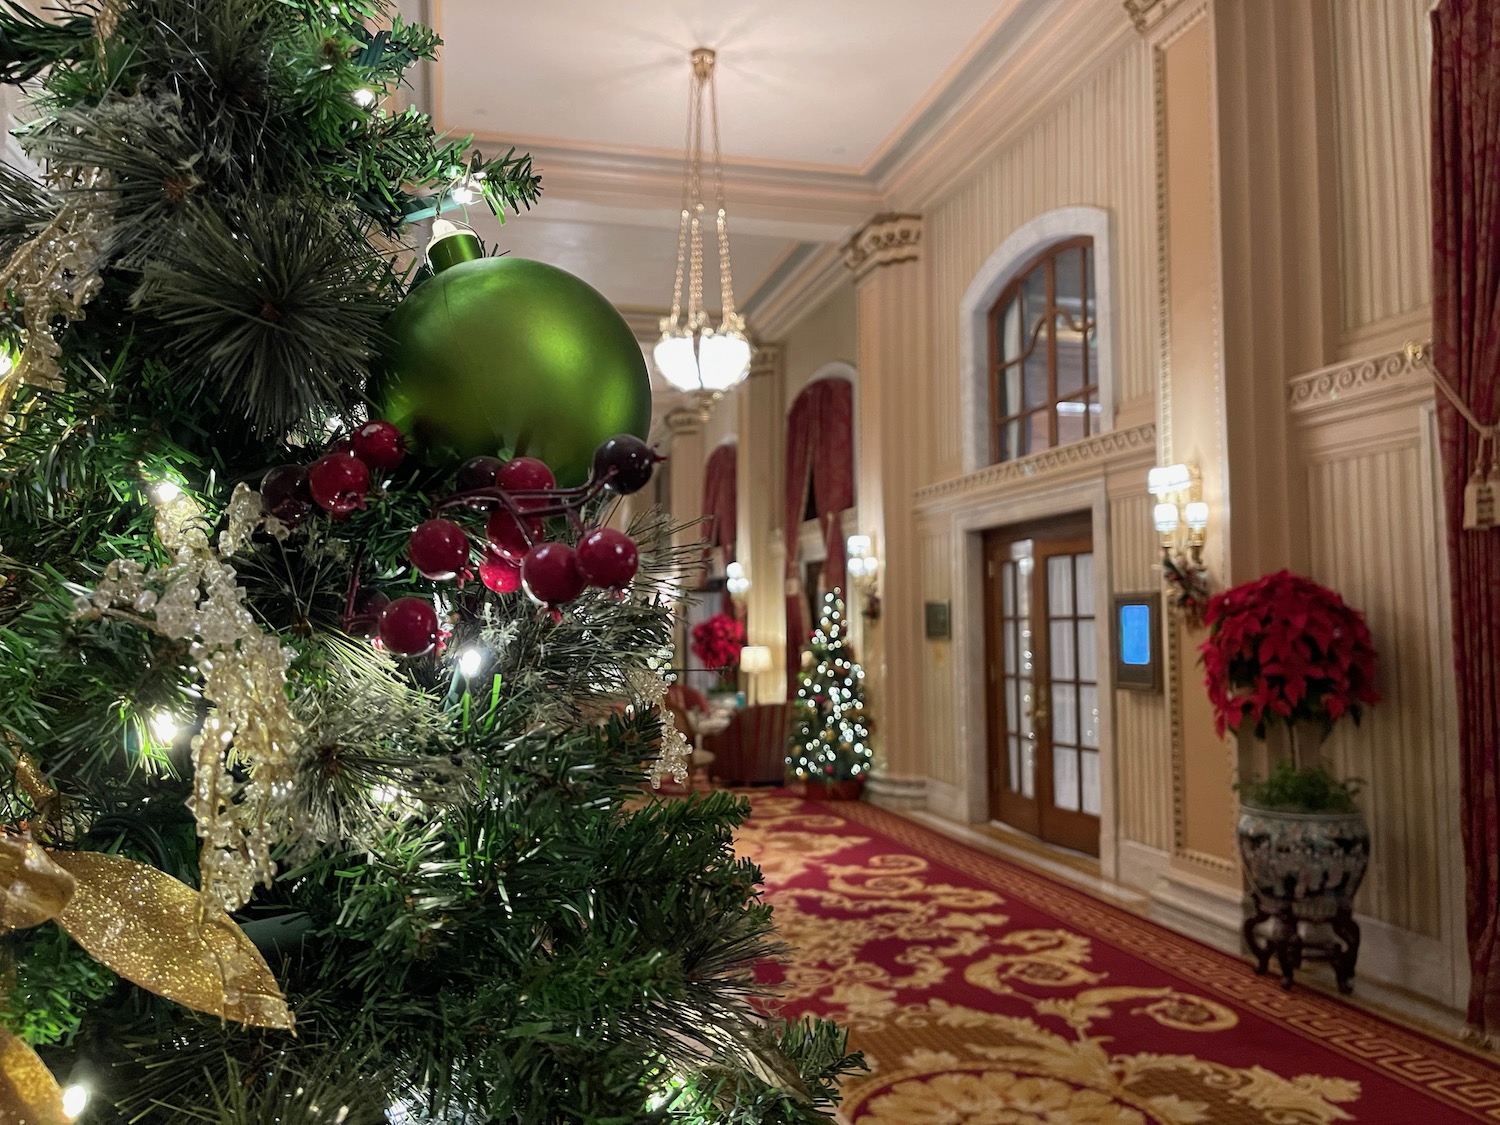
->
(788, 592), (872, 784)
(0, 3), (857, 1121)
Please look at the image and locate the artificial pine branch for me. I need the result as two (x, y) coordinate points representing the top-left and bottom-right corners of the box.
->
(131, 197), (395, 437)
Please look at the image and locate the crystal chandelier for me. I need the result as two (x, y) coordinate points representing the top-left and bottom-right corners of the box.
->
(654, 48), (753, 399)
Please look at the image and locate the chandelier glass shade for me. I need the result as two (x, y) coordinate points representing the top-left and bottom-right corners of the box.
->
(654, 48), (752, 395)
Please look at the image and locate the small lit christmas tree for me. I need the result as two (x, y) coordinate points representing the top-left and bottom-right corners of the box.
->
(789, 591), (873, 784)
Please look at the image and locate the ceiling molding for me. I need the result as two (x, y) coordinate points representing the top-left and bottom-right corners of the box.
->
(460, 134), (880, 239)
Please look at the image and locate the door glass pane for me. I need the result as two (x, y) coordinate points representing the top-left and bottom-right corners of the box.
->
(1053, 747), (1080, 812)
(1002, 564), (1015, 616)
(1006, 678), (1019, 734)
(1079, 684), (1099, 748)
(1086, 389), (1101, 436)
(1047, 557), (1074, 615)
(1081, 750), (1101, 815)
(1050, 621), (1076, 680)
(1019, 684), (1034, 738)
(1074, 553), (1095, 616)
(1008, 735), (1021, 792)
(1077, 618), (1097, 681)
(1003, 621), (1017, 672)
(1021, 739), (1036, 798)
(1055, 245), (1084, 308)
(1053, 682), (1078, 745)
(1015, 554), (1032, 614)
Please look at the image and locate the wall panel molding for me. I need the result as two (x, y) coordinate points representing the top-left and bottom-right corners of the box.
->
(916, 423), (1156, 508)
(1329, 0), (1433, 341)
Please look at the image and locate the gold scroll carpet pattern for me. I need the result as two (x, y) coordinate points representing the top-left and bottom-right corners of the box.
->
(735, 795), (1500, 1124)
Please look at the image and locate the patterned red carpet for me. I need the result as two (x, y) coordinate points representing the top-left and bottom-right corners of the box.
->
(736, 793), (1500, 1124)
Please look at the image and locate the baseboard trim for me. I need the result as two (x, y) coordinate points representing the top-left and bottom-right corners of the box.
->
(864, 773), (929, 810)
(1117, 838), (1170, 895)
(924, 778), (967, 821)
(1149, 866), (1244, 955)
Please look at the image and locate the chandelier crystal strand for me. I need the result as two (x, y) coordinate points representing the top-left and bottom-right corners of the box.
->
(654, 47), (752, 398)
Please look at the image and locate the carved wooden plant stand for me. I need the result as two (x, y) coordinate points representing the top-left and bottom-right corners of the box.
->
(1243, 894), (1361, 993)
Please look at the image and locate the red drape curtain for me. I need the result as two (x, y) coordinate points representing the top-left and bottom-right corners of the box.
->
(785, 392), (815, 690)
(811, 379), (855, 593)
(702, 442), (738, 562)
(1431, 0), (1500, 1034)
(784, 378), (855, 691)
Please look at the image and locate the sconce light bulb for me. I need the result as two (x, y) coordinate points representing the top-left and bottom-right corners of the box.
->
(1153, 502), (1180, 534)
(1184, 501), (1209, 531)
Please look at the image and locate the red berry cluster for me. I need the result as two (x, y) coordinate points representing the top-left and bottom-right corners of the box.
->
(258, 423), (663, 657)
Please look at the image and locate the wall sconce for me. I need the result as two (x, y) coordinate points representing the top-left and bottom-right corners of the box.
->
(846, 534), (881, 620)
(1148, 463), (1210, 623)
(738, 644), (772, 705)
(725, 561), (750, 607)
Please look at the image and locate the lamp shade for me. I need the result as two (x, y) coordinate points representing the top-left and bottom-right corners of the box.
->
(738, 645), (772, 675)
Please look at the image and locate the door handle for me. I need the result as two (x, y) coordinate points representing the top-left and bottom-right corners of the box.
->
(1031, 683), (1050, 727)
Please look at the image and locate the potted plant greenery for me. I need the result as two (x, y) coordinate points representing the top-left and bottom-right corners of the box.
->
(1201, 570), (1380, 990)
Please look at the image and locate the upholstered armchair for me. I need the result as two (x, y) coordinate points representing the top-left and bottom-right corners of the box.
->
(704, 703), (791, 787)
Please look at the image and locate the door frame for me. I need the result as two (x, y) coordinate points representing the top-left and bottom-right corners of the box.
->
(949, 475), (1118, 878)
(983, 516), (1101, 854)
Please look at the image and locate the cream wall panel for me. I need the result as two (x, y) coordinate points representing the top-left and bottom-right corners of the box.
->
(782, 284), (859, 404)
(927, 42), (1155, 484)
(1306, 441), (1445, 939)
(1329, 0), (1432, 341)
(1110, 491), (1172, 853)
(919, 519), (960, 787)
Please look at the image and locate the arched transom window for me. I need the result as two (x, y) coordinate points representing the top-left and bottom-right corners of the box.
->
(989, 237), (1098, 463)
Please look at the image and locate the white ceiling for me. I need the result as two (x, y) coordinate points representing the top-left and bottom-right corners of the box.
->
(435, 0), (1013, 170)
(412, 0), (1123, 336)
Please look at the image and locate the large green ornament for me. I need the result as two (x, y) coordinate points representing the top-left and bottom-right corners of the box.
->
(379, 253), (651, 484)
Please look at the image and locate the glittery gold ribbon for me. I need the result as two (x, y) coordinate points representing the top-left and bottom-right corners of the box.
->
(0, 842), (293, 1031)
(0, 837), (74, 933)
(0, 1027), (67, 1125)
(48, 851), (294, 1031)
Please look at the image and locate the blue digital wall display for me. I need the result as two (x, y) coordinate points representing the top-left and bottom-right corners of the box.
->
(1112, 593), (1161, 691)
(1119, 603), (1151, 666)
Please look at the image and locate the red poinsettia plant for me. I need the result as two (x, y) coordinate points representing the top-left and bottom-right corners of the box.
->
(691, 612), (746, 673)
(1201, 570), (1380, 740)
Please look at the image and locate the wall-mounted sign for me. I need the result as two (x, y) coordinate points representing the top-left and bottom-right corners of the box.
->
(1113, 591), (1162, 692)
(924, 601), (951, 640)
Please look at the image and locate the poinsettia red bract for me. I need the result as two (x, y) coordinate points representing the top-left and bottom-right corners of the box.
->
(691, 612), (747, 672)
(1200, 570), (1380, 738)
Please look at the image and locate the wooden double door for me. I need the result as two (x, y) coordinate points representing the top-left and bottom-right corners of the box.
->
(983, 515), (1101, 855)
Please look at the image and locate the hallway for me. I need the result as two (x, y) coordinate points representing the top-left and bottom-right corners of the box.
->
(736, 794), (1500, 1124)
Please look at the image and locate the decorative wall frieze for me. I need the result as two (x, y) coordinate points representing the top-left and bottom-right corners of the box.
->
(843, 213), (923, 282)
(915, 423), (1156, 507)
(1286, 341), (1433, 415)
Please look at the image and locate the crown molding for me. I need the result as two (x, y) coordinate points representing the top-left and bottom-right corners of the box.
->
(458, 134), (879, 240)
(843, 213), (923, 281)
